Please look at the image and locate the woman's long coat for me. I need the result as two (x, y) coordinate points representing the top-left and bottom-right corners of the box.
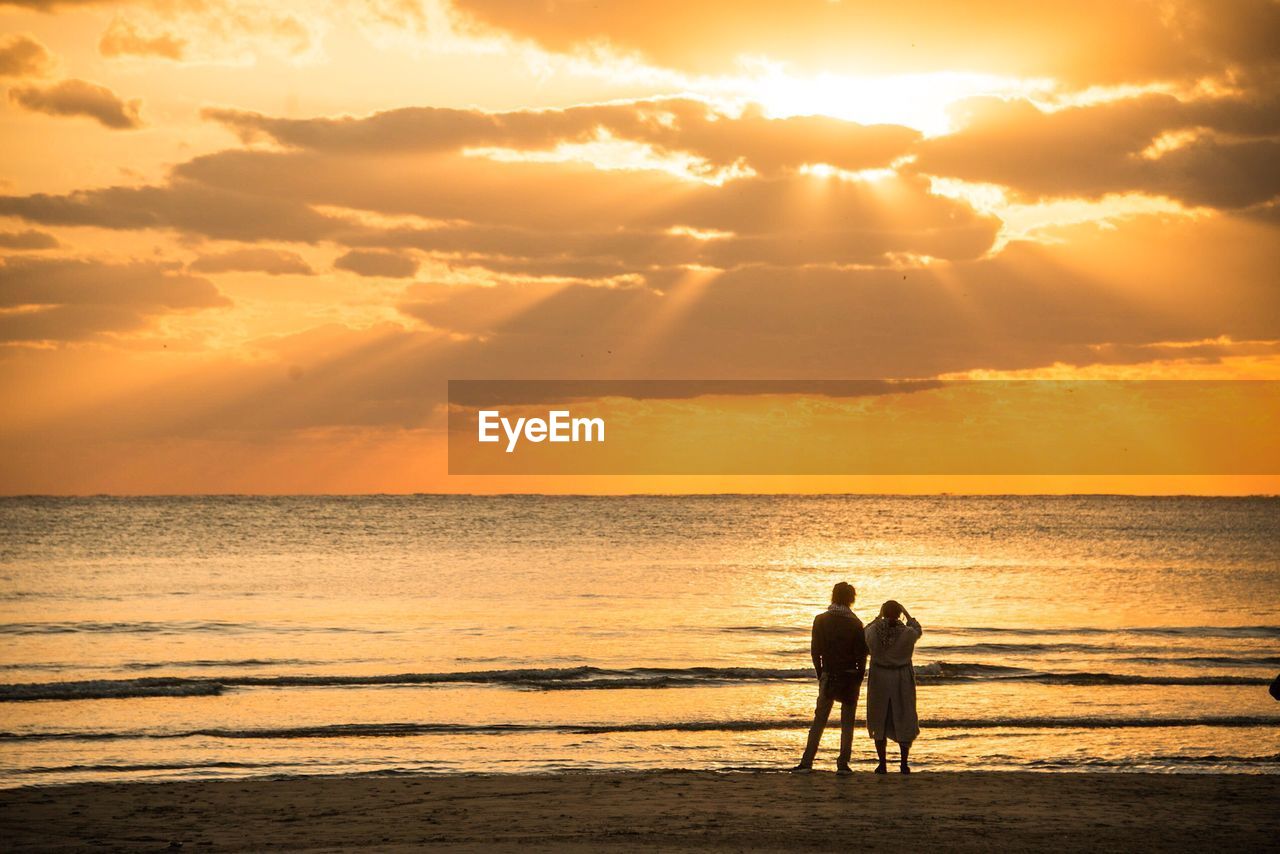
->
(864, 617), (922, 744)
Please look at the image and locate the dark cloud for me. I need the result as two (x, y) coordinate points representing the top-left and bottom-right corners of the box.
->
(451, 0), (1280, 87)
(174, 148), (691, 232)
(341, 174), (998, 270)
(1236, 198), (1280, 224)
(1, 213), (1272, 444)
(174, 149), (998, 266)
(334, 249), (418, 278)
(0, 180), (357, 242)
(0, 1), (114, 7)
(8, 77), (143, 129)
(46, 213), (1273, 436)
(206, 97), (919, 176)
(0, 229), (59, 249)
(0, 143), (998, 272)
(0, 33), (55, 78)
(914, 92), (1280, 209)
(394, 218), (1280, 381)
(0, 256), (230, 342)
(189, 247), (314, 275)
(98, 19), (187, 60)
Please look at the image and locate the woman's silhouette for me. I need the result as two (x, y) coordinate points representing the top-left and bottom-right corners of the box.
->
(865, 600), (922, 773)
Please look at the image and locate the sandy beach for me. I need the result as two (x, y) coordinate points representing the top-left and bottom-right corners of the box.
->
(2, 770), (1277, 852)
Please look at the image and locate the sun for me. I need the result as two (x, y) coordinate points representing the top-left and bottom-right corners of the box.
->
(738, 68), (1050, 136)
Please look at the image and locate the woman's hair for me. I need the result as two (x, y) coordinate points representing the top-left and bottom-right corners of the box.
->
(875, 600), (907, 648)
(879, 600), (904, 621)
(830, 582), (856, 606)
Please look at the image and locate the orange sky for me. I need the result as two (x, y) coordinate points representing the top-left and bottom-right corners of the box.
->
(1, 0), (1278, 494)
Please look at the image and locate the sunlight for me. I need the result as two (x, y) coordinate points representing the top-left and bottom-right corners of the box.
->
(739, 68), (1050, 136)
(462, 135), (754, 184)
(928, 177), (1203, 249)
(799, 163), (897, 183)
(666, 225), (735, 241)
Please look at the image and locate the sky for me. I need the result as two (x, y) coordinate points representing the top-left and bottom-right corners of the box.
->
(0, 0), (1277, 494)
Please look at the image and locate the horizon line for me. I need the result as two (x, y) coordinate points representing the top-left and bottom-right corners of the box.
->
(2, 492), (1276, 499)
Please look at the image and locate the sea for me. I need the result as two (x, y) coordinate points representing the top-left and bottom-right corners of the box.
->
(1, 495), (1277, 787)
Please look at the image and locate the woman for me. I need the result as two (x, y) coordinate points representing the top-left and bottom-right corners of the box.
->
(865, 600), (922, 773)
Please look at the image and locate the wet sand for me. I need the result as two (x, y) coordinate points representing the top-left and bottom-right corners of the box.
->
(2, 770), (1277, 852)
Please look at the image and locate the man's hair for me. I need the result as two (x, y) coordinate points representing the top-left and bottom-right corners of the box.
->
(831, 582), (856, 606)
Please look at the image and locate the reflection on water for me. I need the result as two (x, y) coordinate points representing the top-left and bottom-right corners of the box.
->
(1, 496), (1277, 786)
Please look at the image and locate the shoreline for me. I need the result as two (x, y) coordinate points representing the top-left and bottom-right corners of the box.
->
(3, 770), (1277, 852)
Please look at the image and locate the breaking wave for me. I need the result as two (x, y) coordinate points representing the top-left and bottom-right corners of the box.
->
(0, 663), (1270, 702)
(2, 715), (1277, 743)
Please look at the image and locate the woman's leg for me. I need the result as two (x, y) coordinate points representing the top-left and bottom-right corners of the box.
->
(875, 699), (893, 773)
(899, 740), (911, 773)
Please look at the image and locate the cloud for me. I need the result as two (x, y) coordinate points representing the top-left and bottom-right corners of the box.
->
(0, 1), (113, 8)
(393, 216), (1280, 381)
(0, 140), (998, 273)
(98, 18), (188, 60)
(0, 33), (56, 78)
(334, 249), (418, 278)
(189, 247), (314, 275)
(914, 92), (1280, 209)
(206, 97), (920, 176)
(7, 78), (143, 129)
(0, 214), (1274, 477)
(13, 212), (1265, 439)
(450, 0), (1280, 87)
(0, 180), (357, 242)
(0, 256), (230, 342)
(0, 229), (59, 249)
(5, 83), (1269, 295)
(175, 147), (997, 266)
(0, 1), (115, 7)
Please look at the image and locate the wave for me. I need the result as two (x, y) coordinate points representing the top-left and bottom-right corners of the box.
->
(755, 625), (1280, 639)
(13, 760), (288, 775)
(9, 620), (1276, 641)
(918, 642), (1126, 655)
(120, 658), (350, 671)
(1118, 655), (1280, 667)
(0, 667), (808, 701)
(3, 716), (1277, 743)
(921, 644), (1280, 665)
(0, 621), (391, 636)
(1, 663), (1271, 702)
(0, 678), (227, 701)
(941, 625), (1280, 639)
(778, 642), (1280, 667)
(1025, 753), (1280, 769)
(912, 662), (1270, 686)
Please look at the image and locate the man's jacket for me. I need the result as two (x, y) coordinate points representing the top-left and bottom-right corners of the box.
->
(810, 607), (868, 681)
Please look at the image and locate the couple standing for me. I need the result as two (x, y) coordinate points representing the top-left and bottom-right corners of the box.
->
(792, 581), (921, 775)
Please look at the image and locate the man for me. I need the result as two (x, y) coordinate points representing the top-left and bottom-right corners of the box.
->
(792, 581), (868, 775)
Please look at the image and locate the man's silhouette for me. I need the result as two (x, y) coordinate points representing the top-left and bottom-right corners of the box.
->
(792, 581), (868, 775)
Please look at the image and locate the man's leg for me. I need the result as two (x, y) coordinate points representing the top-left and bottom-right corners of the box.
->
(837, 694), (856, 768)
(799, 687), (834, 767)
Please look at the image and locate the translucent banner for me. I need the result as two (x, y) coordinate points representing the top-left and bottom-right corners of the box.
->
(447, 380), (1280, 475)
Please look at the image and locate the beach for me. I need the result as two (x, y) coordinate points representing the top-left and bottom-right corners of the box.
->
(3, 770), (1278, 851)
